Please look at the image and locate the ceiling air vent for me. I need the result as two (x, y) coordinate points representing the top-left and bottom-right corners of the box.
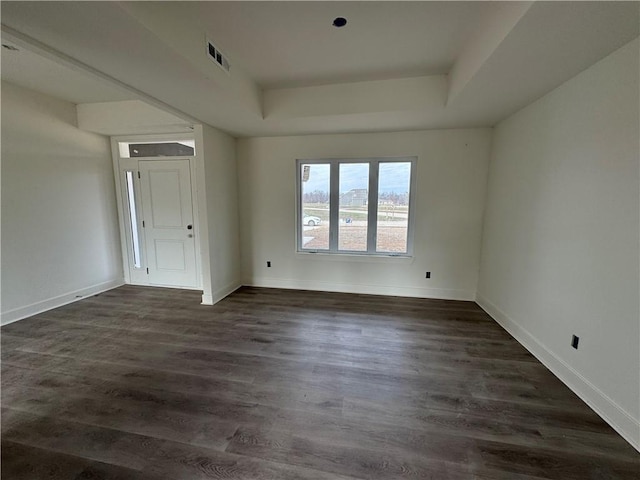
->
(206, 39), (230, 73)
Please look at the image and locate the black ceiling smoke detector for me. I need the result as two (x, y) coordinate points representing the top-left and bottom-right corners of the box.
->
(333, 17), (347, 28)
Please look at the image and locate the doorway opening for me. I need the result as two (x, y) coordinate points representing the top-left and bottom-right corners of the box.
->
(112, 135), (202, 290)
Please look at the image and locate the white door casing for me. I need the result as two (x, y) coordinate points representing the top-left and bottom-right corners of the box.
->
(138, 159), (198, 288)
(111, 134), (207, 296)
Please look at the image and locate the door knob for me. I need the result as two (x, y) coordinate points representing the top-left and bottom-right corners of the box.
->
(187, 224), (193, 230)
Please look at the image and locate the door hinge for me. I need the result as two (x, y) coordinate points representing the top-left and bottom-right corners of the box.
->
(146, 268), (149, 274)
(142, 220), (145, 228)
(137, 171), (140, 179)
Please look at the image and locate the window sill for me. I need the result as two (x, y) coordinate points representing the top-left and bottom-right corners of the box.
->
(295, 251), (414, 264)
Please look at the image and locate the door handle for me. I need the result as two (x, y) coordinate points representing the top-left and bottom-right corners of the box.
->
(187, 224), (193, 230)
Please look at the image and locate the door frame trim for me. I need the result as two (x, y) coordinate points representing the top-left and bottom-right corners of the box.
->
(110, 133), (208, 296)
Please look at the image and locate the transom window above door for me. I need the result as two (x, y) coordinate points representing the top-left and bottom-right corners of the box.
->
(118, 140), (196, 158)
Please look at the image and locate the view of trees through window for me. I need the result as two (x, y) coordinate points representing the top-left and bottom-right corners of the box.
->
(377, 162), (411, 253)
(300, 159), (413, 254)
(301, 163), (330, 249)
(339, 163), (369, 251)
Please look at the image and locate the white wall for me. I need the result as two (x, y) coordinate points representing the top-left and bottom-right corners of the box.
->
(1, 81), (123, 324)
(237, 129), (492, 300)
(196, 124), (241, 304)
(477, 39), (640, 449)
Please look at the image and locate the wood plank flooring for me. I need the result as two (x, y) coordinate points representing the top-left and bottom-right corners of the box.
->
(2, 285), (638, 479)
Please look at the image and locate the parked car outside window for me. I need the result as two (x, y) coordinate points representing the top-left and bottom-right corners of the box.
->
(303, 215), (322, 226)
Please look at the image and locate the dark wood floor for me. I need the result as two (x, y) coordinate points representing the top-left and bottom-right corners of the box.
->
(1, 286), (638, 479)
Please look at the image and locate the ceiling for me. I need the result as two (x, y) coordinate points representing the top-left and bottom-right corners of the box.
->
(156, 1), (497, 88)
(1, 1), (638, 138)
(0, 41), (135, 104)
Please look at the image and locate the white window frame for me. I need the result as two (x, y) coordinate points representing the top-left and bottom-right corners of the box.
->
(296, 157), (417, 257)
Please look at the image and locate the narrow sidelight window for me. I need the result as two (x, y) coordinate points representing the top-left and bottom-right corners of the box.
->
(125, 171), (142, 268)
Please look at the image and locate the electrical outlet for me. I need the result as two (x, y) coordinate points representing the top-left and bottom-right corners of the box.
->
(571, 335), (579, 349)
(267, 261), (271, 268)
(425, 272), (431, 279)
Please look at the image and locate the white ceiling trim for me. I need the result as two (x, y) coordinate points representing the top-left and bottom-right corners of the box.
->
(264, 75), (447, 119)
(1, 2), (638, 138)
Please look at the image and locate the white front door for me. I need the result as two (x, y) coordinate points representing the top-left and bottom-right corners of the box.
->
(139, 159), (198, 288)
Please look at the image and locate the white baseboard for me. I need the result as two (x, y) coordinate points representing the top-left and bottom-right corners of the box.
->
(201, 293), (214, 305)
(1, 279), (125, 326)
(202, 280), (241, 305)
(244, 276), (474, 301)
(476, 293), (640, 452)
